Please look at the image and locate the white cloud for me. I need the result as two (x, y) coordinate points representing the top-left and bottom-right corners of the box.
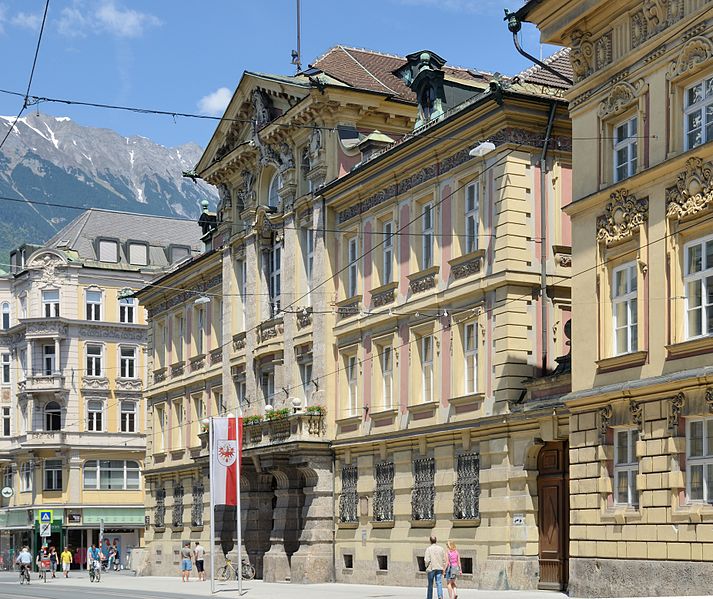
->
(198, 87), (232, 117)
(57, 0), (160, 39)
(11, 12), (41, 30)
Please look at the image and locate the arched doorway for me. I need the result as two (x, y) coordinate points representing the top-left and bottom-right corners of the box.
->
(536, 441), (569, 591)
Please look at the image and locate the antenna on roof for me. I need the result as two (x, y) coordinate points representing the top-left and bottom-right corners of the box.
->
(291, 0), (302, 73)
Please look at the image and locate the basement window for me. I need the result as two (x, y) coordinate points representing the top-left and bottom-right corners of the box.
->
(417, 556), (426, 572)
(377, 555), (388, 571)
(342, 554), (353, 569)
(461, 557), (473, 575)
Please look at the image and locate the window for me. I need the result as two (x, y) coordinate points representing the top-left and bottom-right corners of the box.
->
(1, 407), (10, 437)
(261, 371), (274, 405)
(300, 361), (313, 404)
(685, 76), (713, 150)
(195, 308), (204, 355)
(98, 240), (119, 262)
(612, 262), (638, 355)
(613, 117), (638, 182)
(383, 221), (394, 285)
(236, 375), (247, 408)
(422, 202), (434, 269)
(87, 400), (103, 432)
(85, 290), (102, 321)
(3, 465), (14, 488)
(20, 294), (26, 319)
(465, 183), (479, 254)
(128, 242), (148, 266)
(381, 347), (393, 410)
(464, 323), (478, 394)
(268, 244), (281, 317)
(119, 297), (136, 324)
(237, 260), (247, 329)
(420, 336), (434, 403)
(214, 390), (226, 415)
(119, 346), (137, 379)
(83, 460), (140, 490)
(1, 302), (9, 329)
(19, 349), (26, 378)
(374, 461), (395, 521)
(412, 457), (435, 520)
(614, 428), (638, 506)
(155, 405), (166, 452)
(303, 228), (314, 305)
(453, 452), (481, 519)
(121, 401), (137, 433)
(347, 237), (358, 298)
(214, 299), (223, 346)
(43, 345), (56, 375)
(170, 245), (190, 263)
(44, 401), (61, 431)
(684, 236), (713, 339)
(175, 314), (184, 362)
(687, 418), (713, 502)
(20, 462), (32, 492)
(44, 459), (63, 491)
(20, 405), (27, 435)
(1, 353), (9, 385)
(268, 172), (281, 208)
(174, 400), (184, 449)
(42, 289), (60, 317)
(158, 321), (167, 368)
(339, 465), (358, 523)
(347, 355), (358, 416)
(86, 344), (102, 377)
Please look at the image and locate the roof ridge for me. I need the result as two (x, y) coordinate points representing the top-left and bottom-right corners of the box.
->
(335, 45), (402, 97)
(515, 47), (571, 81)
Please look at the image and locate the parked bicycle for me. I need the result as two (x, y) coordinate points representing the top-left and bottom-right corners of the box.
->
(218, 556), (255, 581)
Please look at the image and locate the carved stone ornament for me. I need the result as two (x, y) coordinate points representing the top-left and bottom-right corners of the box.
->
(372, 288), (395, 308)
(667, 36), (713, 80)
(409, 272), (437, 294)
(251, 89), (273, 128)
(595, 32), (612, 70)
(666, 157), (713, 220)
(278, 143), (295, 173)
(629, 400), (643, 433)
(596, 189), (648, 246)
(598, 404), (613, 439)
(631, 11), (649, 49)
(597, 81), (641, 118)
(705, 387), (713, 413)
(668, 392), (685, 431)
(296, 308), (313, 329)
(451, 256), (482, 280)
(308, 128), (322, 164)
(569, 29), (595, 81)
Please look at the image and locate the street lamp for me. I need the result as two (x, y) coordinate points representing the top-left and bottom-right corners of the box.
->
(469, 141), (496, 158)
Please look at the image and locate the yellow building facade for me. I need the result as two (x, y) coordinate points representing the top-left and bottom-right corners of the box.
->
(521, 0), (713, 595)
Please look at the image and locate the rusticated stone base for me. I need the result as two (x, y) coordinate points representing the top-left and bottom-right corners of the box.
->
(569, 558), (713, 597)
(478, 556), (539, 591)
(290, 547), (332, 583)
(262, 547), (290, 582)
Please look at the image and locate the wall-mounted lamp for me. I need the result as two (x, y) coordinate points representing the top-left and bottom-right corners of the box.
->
(469, 141), (496, 158)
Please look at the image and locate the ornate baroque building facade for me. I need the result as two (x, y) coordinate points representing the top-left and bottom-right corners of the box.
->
(522, 0), (713, 595)
(0, 209), (202, 566)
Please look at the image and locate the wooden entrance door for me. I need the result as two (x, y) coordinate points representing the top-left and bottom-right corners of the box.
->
(536, 441), (569, 591)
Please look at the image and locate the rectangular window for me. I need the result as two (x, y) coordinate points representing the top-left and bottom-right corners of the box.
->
(304, 228), (314, 306)
(155, 405), (166, 452)
(128, 242), (148, 266)
(268, 244), (282, 317)
(3, 465), (14, 488)
(98, 240), (119, 262)
(613, 117), (638, 182)
(687, 418), (713, 502)
(260, 371), (274, 404)
(174, 401), (183, 449)
(464, 323), (478, 394)
(1, 353), (9, 385)
(1, 407), (10, 437)
(685, 76), (713, 150)
(237, 260), (247, 329)
(422, 203), (433, 269)
(347, 355), (358, 416)
(195, 308), (204, 355)
(614, 428), (638, 506)
(421, 335), (434, 403)
(1, 302), (9, 329)
(42, 289), (60, 318)
(175, 315), (184, 362)
(381, 346), (393, 410)
(348, 237), (359, 298)
(119, 297), (136, 324)
(86, 344), (102, 377)
(453, 453), (480, 519)
(465, 183), (479, 254)
(300, 361), (313, 405)
(85, 290), (102, 321)
(21, 462), (32, 492)
(120, 346), (136, 378)
(121, 400), (137, 433)
(383, 221), (394, 285)
(612, 262), (638, 355)
(84, 460), (140, 490)
(170, 246), (190, 263)
(20, 295), (27, 319)
(236, 376), (246, 408)
(44, 460), (63, 491)
(684, 236), (713, 339)
(43, 345), (56, 375)
(87, 400), (103, 432)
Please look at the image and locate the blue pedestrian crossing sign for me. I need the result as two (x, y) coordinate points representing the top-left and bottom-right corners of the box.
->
(39, 510), (52, 523)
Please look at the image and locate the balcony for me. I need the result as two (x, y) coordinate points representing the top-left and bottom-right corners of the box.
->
(256, 317), (284, 345)
(242, 412), (326, 451)
(209, 347), (223, 366)
(19, 372), (67, 394)
(22, 318), (68, 339)
(19, 430), (145, 450)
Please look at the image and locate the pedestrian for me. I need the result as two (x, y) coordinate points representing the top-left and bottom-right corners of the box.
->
(424, 536), (447, 599)
(445, 540), (461, 599)
(180, 541), (193, 582)
(60, 546), (72, 578)
(194, 541), (205, 581)
(108, 545), (117, 571)
(112, 541), (120, 571)
(49, 546), (58, 578)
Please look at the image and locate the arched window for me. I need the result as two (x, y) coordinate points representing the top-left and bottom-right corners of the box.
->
(83, 460), (141, 490)
(44, 401), (61, 431)
(267, 172), (281, 208)
(1, 302), (9, 330)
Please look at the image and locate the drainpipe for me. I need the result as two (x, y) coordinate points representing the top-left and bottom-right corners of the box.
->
(540, 102), (557, 375)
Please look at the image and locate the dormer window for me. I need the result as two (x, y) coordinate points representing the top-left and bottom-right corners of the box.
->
(128, 242), (148, 266)
(169, 245), (191, 264)
(98, 239), (119, 263)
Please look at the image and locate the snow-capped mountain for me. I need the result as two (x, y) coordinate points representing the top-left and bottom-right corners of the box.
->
(0, 112), (217, 264)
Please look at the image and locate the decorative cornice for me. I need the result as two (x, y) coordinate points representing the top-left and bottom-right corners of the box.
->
(666, 156), (713, 220)
(81, 376), (110, 391)
(629, 399), (643, 434)
(597, 80), (644, 118)
(598, 404), (612, 441)
(408, 266), (439, 294)
(666, 36), (713, 80)
(146, 274), (222, 319)
(77, 325), (146, 343)
(596, 189), (648, 246)
(668, 392), (685, 431)
(256, 318), (284, 344)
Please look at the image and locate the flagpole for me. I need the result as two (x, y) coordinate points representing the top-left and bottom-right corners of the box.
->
(209, 416), (216, 595)
(236, 415), (243, 596)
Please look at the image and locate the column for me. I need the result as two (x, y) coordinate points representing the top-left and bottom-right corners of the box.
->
(27, 340), (33, 375)
(54, 338), (60, 373)
(242, 473), (273, 579)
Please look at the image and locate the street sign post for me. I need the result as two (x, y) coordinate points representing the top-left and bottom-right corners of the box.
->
(40, 521), (51, 537)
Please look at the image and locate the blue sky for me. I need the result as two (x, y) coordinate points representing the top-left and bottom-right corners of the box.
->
(0, 0), (554, 149)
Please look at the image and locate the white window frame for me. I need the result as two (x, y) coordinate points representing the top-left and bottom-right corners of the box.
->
(465, 183), (479, 254)
(381, 346), (393, 410)
(464, 322), (478, 395)
(195, 307), (205, 355)
(1, 353), (10, 385)
(120, 400), (137, 433)
(684, 234), (713, 340)
(44, 459), (63, 491)
(119, 297), (136, 324)
(613, 428), (638, 506)
(85, 289), (102, 321)
(42, 289), (60, 318)
(420, 335), (434, 403)
(43, 344), (56, 375)
(174, 400), (184, 449)
(304, 228), (314, 306)
(383, 220), (394, 285)
(268, 244), (282, 318)
(86, 344), (103, 377)
(348, 237), (359, 298)
(421, 202), (434, 269)
(1, 406), (10, 437)
(237, 260), (247, 329)
(44, 401), (61, 431)
(613, 116), (638, 182)
(86, 399), (104, 432)
(20, 462), (32, 492)
(686, 417), (713, 503)
(83, 460), (140, 491)
(1, 301), (9, 329)
(119, 346), (137, 379)
(128, 242), (148, 266)
(155, 404), (166, 452)
(300, 361), (313, 405)
(684, 76), (713, 151)
(612, 262), (638, 356)
(346, 354), (358, 417)
(175, 314), (185, 362)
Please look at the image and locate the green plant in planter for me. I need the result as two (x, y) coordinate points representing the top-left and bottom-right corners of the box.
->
(243, 415), (263, 426)
(305, 405), (325, 416)
(265, 408), (290, 421)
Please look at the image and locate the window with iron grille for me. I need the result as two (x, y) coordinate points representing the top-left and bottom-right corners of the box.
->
(173, 482), (184, 528)
(155, 487), (166, 528)
(411, 457), (435, 520)
(339, 465), (358, 523)
(453, 453), (480, 520)
(192, 480), (204, 526)
(374, 461), (394, 522)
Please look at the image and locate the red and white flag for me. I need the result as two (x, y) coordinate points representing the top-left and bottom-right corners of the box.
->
(211, 416), (243, 506)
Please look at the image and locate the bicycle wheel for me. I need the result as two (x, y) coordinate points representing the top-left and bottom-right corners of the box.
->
(19, 569), (24, 585)
(89, 568), (94, 582)
(95, 567), (101, 582)
(219, 565), (231, 581)
(241, 563), (255, 581)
